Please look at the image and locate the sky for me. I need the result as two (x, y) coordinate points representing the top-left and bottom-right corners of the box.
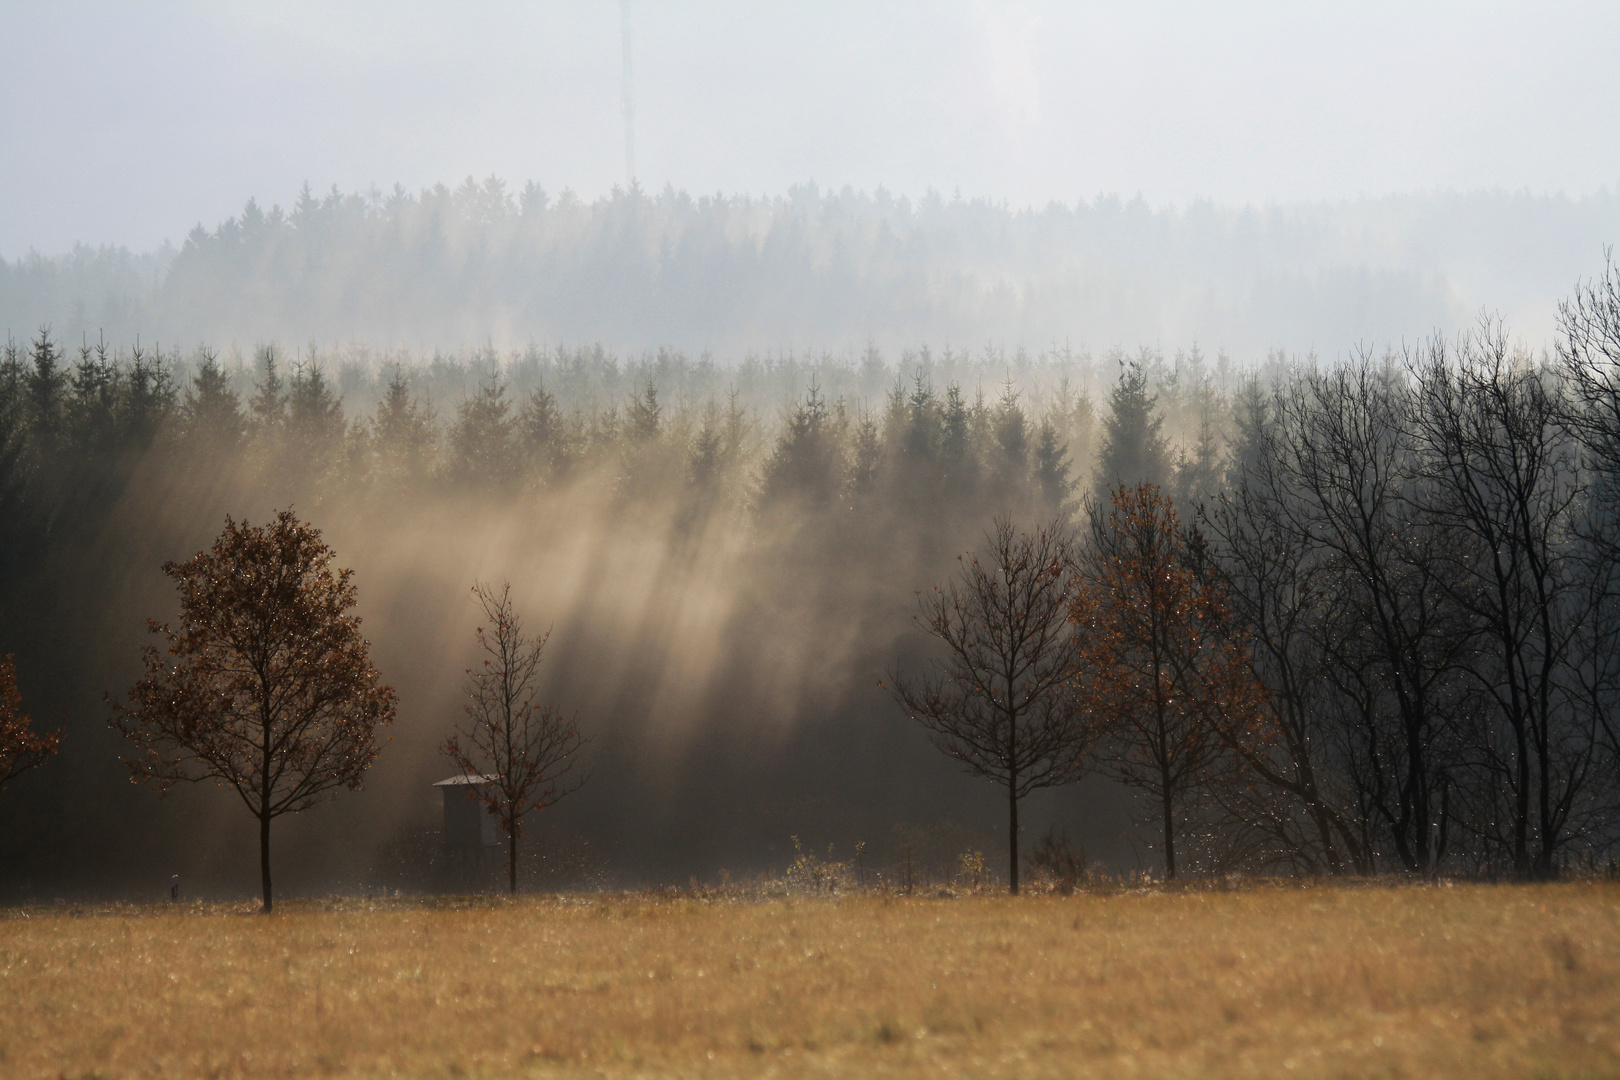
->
(2, 0), (1618, 258)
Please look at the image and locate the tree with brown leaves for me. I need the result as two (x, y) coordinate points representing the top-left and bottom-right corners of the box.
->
(110, 509), (396, 912)
(0, 655), (59, 790)
(885, 519), (1091, 895)
(1073, 483), (1262, 880)
(443, 582), (589, 894)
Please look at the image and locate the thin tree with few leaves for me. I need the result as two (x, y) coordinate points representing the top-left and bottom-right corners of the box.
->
(443, 582), (589, 894)
(885, 519), (1091, 895)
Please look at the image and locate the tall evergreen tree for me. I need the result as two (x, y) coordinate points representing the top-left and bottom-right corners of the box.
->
(1097, 361), (1169, 495)
(627, 380), (661, 443)
(287, 360), (345, 451)
(990, 378), (1030, 506)
(68, 335), (119, 458)
(182, 348), (245, 450)
(372, 369), (437, 487)
(120, 343), (176, 451)
(249, 347), (288, 441)
(448, 374), (516, 488)
(759, 383), (838, 509)
(1173, 414), (1224, 511)
(26, 328), (64, 455)
(1031, 417), (1075, 522)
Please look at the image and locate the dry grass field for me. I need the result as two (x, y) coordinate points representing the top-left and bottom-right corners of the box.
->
(0, 882), (1616, 1079)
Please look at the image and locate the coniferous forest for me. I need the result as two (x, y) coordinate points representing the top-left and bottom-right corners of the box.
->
(4, 247), (1620, 898)
(6, 180), (1616, 356)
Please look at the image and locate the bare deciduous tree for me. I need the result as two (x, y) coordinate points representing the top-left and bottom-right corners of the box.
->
(110, 509), (396, 912)
(1412, 325), (1597, 876)
(885, 518), (1089, 895)
(443, 582), (589, 894)
(1271, 361), (1470, 874)
(1205, 464), (1376, 876)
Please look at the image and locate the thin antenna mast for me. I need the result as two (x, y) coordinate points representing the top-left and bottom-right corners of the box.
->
(620, 0), (636, 188)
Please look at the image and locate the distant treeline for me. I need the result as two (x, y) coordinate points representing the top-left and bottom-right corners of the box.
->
(4, 262), (1620, 891)
(5, 180), (1616, 355)
(0, 332), (1161, 545)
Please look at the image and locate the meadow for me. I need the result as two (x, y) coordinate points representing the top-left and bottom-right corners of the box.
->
(0, 882), (1616, 1079)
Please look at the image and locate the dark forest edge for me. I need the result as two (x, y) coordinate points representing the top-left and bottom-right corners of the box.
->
(3, 258), (1620, 897)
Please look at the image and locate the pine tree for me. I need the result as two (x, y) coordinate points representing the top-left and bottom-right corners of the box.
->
(120, 342), (176, 451)
(1173, 413), (1224, 511)
(1032, 417), (1075, 522)
(759, 382), (838, 509)
(1097, 361), (1168, 495)
(372, 369), (438, 486)
(26, 327), (65, 454)
(183, 347), (245, 450)
(940, 383), (977, 497)
(249, 347), (288, 441)
(68, 335), (119, 458)
(990, 378), (1030, 506)
(627, 380), (661, 443)
(287, 359), (345, 451)
(518, 385), (565, 483)
(448, 374), (516, 487)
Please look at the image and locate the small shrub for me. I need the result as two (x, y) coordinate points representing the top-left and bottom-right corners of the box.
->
(956, 849), (988, 893)
(1028, 826), (1085, 894)
(785, 836), (851, 894)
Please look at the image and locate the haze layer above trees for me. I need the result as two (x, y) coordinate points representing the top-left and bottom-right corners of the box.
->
(3, 177), (1619, 901)
(4, 180), (1615, 356)
(6, 263), (1620, 899)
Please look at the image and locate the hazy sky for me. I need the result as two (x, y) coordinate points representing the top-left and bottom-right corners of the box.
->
(3, 1), (1618, 257)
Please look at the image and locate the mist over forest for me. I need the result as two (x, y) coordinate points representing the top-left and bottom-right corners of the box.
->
(0, 320), (1156, 900)
(3, 174), (1620, 903)
(5, 180), (1616, 358)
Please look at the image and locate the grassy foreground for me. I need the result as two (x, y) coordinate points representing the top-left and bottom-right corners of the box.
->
(0, 883), (1616, 1079)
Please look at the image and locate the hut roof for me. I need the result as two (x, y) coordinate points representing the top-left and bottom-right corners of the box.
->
(433, 773), (500, 787)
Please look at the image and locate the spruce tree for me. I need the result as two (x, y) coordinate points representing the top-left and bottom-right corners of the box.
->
(1097, 361), (1168, 495)
(183, 348), (245, 450)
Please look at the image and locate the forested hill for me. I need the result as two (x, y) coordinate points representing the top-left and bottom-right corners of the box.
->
(4, 181), (1614, 356)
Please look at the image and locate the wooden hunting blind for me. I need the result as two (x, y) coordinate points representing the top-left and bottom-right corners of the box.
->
(434, 774), (502, 851)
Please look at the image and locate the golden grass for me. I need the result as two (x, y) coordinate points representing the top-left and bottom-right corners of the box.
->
(0, 882), (1616, 1079)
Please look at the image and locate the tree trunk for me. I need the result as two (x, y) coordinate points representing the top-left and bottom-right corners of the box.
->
(1535, 719), (1554, 879)
(1514, 714), (1530, 876)
(259, 812), (273, 914)
(509, 826), (518, 895)
(1162, 784), (1177, 881)
(1008, 779), (1019, 896)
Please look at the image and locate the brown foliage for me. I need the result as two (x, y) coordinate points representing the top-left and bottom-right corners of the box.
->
(442, 581), (589, 894)
(109, 508), (396, 911)
(0, 654), (60, 790)
(1073, 483), (1263, 878)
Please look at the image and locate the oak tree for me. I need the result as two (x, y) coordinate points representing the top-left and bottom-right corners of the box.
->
(1073, 483), (1260, 879)
(111, 509), (396, 912)
(0, 654), (59, 789)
